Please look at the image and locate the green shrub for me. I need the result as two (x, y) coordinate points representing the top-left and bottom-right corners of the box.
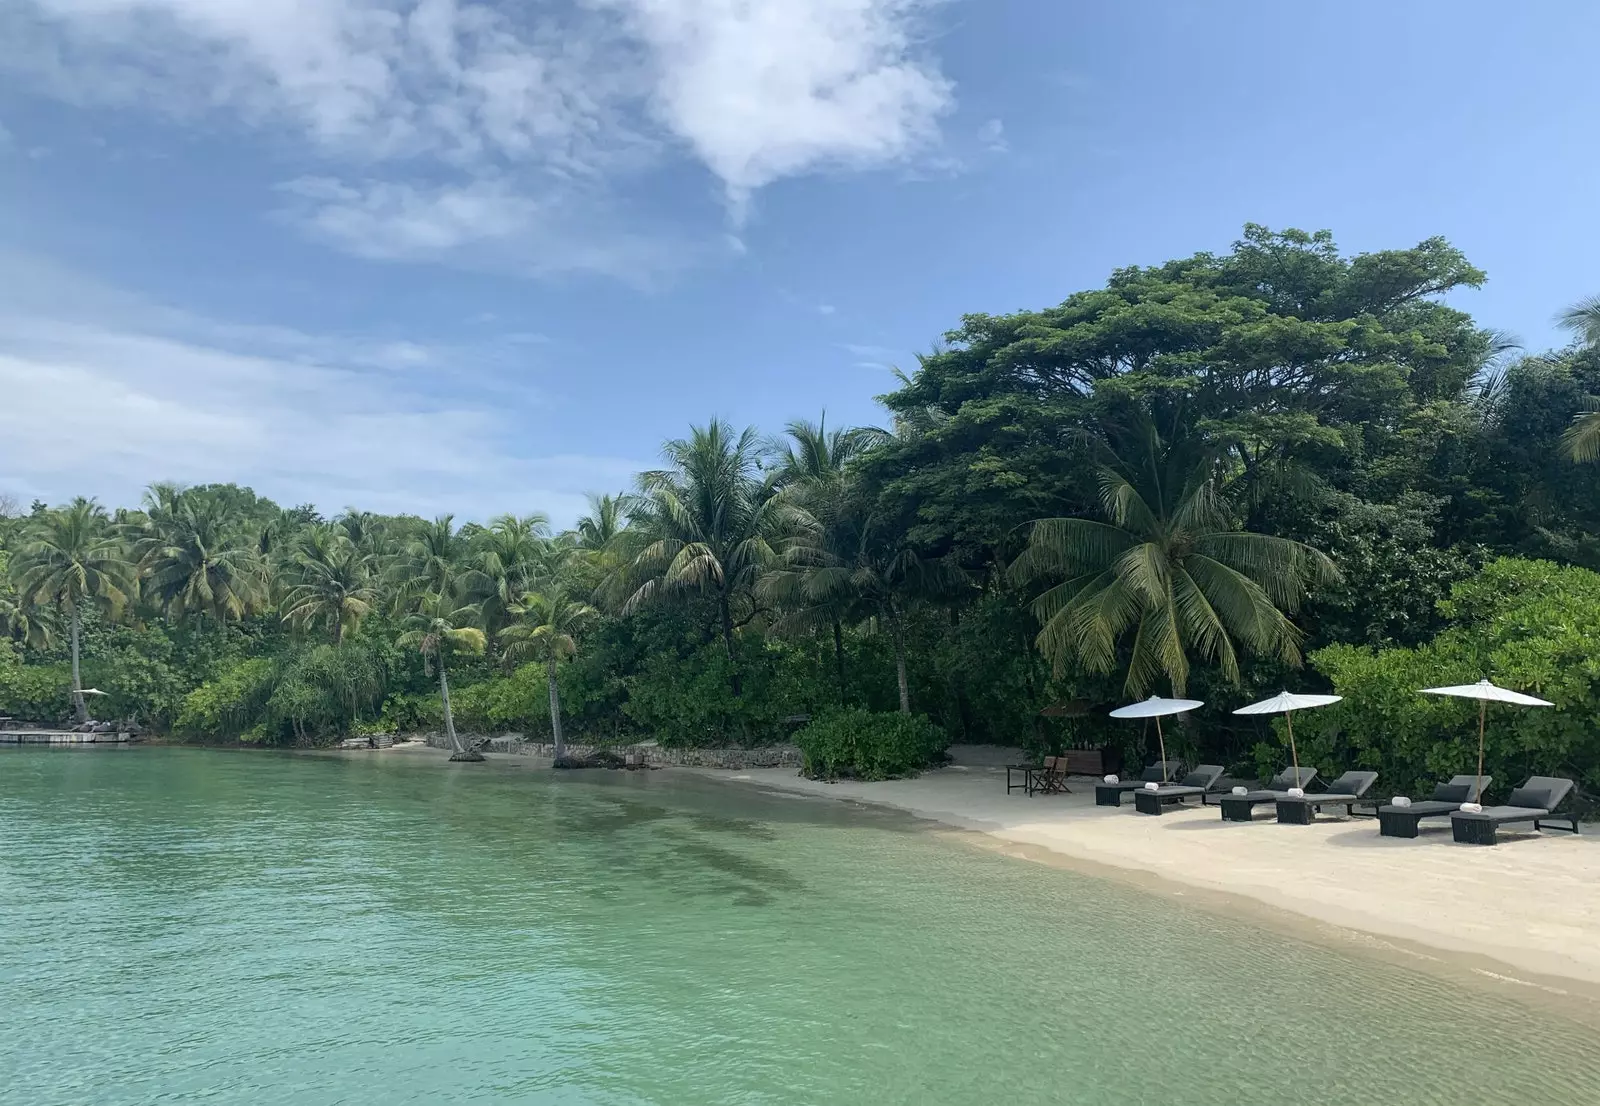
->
(793, 708), (949, 780)
(0, 652), (72, 722)
(1299, 557), (1600, 799)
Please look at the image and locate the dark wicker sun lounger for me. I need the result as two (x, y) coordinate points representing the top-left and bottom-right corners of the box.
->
(1216, 767), (1320, 822)
(1377, 775), (1491, 838)
(1095, 761), (1183, 806)
(1132, 765), (1225, 815)
(1450, 776), (1580, 845)
(1275, 771), (1379, 824)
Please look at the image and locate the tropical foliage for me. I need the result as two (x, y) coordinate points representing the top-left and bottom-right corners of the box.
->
(0, 226), (1596, 801)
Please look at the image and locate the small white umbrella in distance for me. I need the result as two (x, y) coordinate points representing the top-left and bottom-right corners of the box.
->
(1419, 680), (1553, 804)
(79, 688), (108, 696)
(1109, 696), (1204, 783)
(1232, 691), (1343, 785)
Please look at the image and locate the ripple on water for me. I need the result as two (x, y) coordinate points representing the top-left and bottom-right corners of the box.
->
(2, 747), (1598, 1106)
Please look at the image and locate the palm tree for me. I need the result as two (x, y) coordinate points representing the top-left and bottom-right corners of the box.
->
(9, 499), (134, 722)
(396, 591), (486, 760)
(280, 526), (381, 644)
(132, 489), (265, 622)
(760, 416), (889, 706)
(500, 584), (599, 762)
(768, 501), (965, 712)
(575, 494), (627, 552)
(1010, 420), (1338, 696)
(463, 513), (551, 641)
(392, 515), (467, 608)
(1558, 295), (1600, 348)
(621, 420), (806, 695)
(1558, 296), (1600, 462)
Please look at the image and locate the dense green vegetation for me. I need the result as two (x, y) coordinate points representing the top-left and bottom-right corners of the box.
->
(3, 225), (1599, 791)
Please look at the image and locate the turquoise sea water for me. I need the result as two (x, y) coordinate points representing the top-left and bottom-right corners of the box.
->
(2, 747), (1598, 1105)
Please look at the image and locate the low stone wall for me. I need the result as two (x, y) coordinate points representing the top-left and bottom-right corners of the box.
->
(415, 731), (801, 769)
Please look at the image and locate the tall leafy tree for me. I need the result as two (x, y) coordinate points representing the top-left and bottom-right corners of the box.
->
(132, 488), (265, 623)
(1010, 419), (1339, 696)
(500, 581), (599, 762)
(769, 500), (967, 713)
(396, 591), (486, 759)
(9, 499), (134, 721)
(463, 513), (552, 641)
(620, 420), (805, 695)
(280, 526), (381, 644)
(392, 515), (467, 608)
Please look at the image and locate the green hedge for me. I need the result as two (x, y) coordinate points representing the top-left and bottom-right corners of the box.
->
(794, 708), (949, 780)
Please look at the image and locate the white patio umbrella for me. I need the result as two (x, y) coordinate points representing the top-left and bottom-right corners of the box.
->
(79, 688), (108, 696)
(1108, 696), (1204, 782)
(1232, 691), (1343, 784)
(1418, 679), (1552, 802)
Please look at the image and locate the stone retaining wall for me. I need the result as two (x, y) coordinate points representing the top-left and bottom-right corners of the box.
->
(415, 731), (801, 769)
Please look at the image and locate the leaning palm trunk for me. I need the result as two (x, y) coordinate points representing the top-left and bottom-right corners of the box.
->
(546, 657), (566, 762)
(889, 610), (910, 714)
(437, 657), (469, 757)
(718, 590), (742, 697)
(69, 599), (86, 724)
(832, 619), (847, 707)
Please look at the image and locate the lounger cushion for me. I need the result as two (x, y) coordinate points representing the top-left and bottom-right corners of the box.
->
(1505, 786), (1553, 811)
(1379, 800), (1457, 817)
(1432, 784), (1472, 803)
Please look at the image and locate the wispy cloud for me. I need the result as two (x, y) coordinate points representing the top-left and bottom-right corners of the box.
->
(840, 341), (903, 369)
(0, 253), (641, 522)
(2, 0), (956, 271)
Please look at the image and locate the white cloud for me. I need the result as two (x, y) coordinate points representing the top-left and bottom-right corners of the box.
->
(977, 117), (1006, 153)
(0, 256), (642, 523)
(607, 0), (952, 211)
(2, 0), (956, 266)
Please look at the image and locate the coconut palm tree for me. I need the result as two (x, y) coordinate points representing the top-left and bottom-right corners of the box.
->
(132, 489), (265, 623)
(391, 515), (467, 608)
(759, 416), (890, 706)
(621, 420), (808, 695)
(500, 583), (599, 762)
(9, 499), (134, 722)
(463, 513), (552, 641)
(1558, 296), (1600, 462)
(768, 500), (966, 712)
(1010, 421), (1338, 697)
(575, 494), (627, 552)
(280, 526), (382, 644)
(396, 591), (486, 760)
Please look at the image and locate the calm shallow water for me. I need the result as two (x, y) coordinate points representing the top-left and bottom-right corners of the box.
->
(3, 748), (1598, 1105)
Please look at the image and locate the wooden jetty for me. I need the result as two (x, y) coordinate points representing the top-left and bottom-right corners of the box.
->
(0, 730), (138, 745)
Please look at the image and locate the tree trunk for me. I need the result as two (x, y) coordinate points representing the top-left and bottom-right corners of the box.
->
(439, 656), (463, 754)
(70, 598), (86, 724)
(332, 607), (343, 646)
(890, 611), (910, 714)
(719, 589), (742, 697)
(832, 618), (847, 707)
(547, 657), (565, 762)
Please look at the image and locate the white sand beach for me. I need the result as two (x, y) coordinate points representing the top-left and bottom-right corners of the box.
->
(703, 760), (1600, 990)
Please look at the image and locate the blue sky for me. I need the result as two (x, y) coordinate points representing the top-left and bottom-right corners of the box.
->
(2, 0), (1596, 525)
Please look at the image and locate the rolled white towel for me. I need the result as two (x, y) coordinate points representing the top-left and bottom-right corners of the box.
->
(1391, 796), (1412, 808)
(1286, 787), (1305, 798)
(1231, 785), (1248, 796)
(1459, 801), (1484, 814)
(1143, 781), (1160, 791)
(1104, 774), (1119, 784)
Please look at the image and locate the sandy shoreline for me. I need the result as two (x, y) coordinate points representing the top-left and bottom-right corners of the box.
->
(688, 763), (1600, 994)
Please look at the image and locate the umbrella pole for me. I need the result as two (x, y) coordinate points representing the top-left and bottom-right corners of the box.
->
(1284, 710), (1300, 776)
(1476, 699), (1487, 801)
(1155, 716), (1168, 775)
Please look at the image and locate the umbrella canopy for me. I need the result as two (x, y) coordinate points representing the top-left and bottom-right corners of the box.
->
(79, 688), (108, 696)
(1109, 696), (1204, 720)
(1232, 691), (1344, 780)
(1109, 696), (1203, 777)
(1419, 679), (1553, 801)
(1418, 679), (1552, 707)
(1232, 691), (1343, 715)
